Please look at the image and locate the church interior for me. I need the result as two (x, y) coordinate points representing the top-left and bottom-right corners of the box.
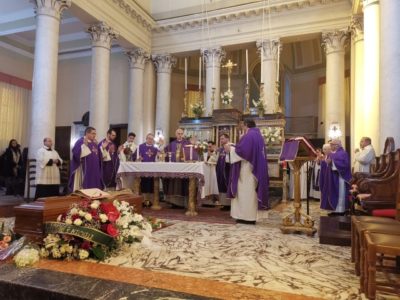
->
(0, 0), (400, 299)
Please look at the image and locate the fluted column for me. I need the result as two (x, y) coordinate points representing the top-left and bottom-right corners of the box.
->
(350, 15), (364, 154)
(363, 0), (380, 152)
(322, 30), (349, 144)
(256, 39), (282, 113)
(201, 47), (225, 115)
(29, 0), (71, 157)
(87, 22), (118, 138)
(380, 0), (400, 149)
(143, 62), (156, 136)
(126, 48), (149, 143)
(152, 54), (176, 139)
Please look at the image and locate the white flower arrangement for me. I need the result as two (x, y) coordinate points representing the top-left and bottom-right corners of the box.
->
(190, 102), (205, 117)
(221, 89), (233, 105)
(261, 127), (282, 144)
(14, 246), (40, 268)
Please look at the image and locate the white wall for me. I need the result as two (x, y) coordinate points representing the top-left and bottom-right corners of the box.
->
(0, 47), (33, 80)
(56, 52), (129, 128)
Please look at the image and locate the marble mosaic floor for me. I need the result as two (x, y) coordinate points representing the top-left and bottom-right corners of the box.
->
(102, 202), (368, 300)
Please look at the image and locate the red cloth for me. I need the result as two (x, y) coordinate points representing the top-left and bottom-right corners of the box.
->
(371, 209), (396, 218)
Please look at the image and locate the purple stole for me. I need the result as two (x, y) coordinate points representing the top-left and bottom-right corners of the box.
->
(227, 128), (269, 209)
(99, 139), (119, 188)
(69, 137), (103, 192)
(216, 147), (230, 193)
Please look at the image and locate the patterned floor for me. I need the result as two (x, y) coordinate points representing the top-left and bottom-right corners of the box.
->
(104, 202), (368, 300)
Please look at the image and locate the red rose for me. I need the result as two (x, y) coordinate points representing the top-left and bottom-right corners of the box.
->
(90, 209), (99, 220)
(80, 241), (92, 250)
(106, 224), (119, 237)
(100, 202), (120, 222)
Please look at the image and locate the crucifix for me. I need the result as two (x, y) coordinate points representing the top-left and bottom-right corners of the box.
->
(222, 59), (237, 91)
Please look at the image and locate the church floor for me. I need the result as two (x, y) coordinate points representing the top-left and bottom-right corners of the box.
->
(1, 200), (399, 299)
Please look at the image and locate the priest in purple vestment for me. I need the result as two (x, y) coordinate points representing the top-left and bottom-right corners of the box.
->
(319, 140), (352, 215)
(68, 127), (103, 192)
(99, 129), (119, 188)
(164, 128), (190, 207)
(224, 119), (269, 224)
(133, 133), (159, 206)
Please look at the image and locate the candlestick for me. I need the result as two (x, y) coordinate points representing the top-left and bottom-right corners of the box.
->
(185, 57), (188, 89)
(245, 49), (249, 85)
(245, 84), (250, 114)
(199, 57), (202, 89)
(182, 89), (188, 117)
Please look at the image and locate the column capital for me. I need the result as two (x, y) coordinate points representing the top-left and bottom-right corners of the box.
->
(256, 39), (282, 60)
(322, 30), (349, 54)
(32, 0), (71, 20)
(126, 48), (150, 70)
(350, 15), (364, 42)
(152, 54), (177, 73)
(88, 22), (118, 49)
(201, 46), (226, 67)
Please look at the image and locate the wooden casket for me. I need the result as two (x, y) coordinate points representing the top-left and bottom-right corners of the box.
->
(14, 194), (143, 242)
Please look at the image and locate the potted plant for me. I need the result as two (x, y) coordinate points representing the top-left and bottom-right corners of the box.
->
(221, 89), (233, 108)
(190, 102), (205, 118)
(252, 99), (265, 117)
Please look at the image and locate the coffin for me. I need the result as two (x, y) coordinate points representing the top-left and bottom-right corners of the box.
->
(14, 193), (143, 242)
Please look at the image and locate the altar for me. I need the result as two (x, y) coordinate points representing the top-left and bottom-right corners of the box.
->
(116, 161), (219, 216)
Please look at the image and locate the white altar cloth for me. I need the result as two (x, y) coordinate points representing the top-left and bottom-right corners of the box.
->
(116, 162), (219, 199)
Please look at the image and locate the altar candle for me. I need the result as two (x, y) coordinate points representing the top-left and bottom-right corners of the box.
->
(199, 57), (202, 89)
(185, 57), (188, 89)
(246, 49), (249, 85)
(260, 47), (264, 83)
(212, 53), (215, 88)
(190, 146), (193, 161)
(276, 47), (280, 81)
(136, 148), (139, 161)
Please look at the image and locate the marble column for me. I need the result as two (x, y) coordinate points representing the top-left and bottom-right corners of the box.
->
(256, 39), (282, 114)
(201, 47), (225, 115)
(380, 0), (400, 149)
(322, 30), (349, 144)
(363, 0), (380, 152)
(152, 54), (176, 139)
(126, 48), (149, 143)
(29, 0), (71, 157)
(87, 22), (117, 139)
(350, 15), (364, 155)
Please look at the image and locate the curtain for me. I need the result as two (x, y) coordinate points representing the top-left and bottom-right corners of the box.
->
(0, 81), (31, 152)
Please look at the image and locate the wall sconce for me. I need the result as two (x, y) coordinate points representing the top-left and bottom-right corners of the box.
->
(328, 123), (342, 140)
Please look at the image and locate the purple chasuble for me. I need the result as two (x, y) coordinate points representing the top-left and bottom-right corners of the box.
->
(69, 137), (103, 192)
(166, 139), (189, 162)
(133, 143), (159, 162)
(227, 128), (269, 209)
(99, 139), (119, 188)
(319, 147), (351, 210)
(216, 147), (230, 193)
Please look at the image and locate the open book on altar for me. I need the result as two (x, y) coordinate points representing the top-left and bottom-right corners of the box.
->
(72, 188), (111, 199)
(279, 136), (317, 162)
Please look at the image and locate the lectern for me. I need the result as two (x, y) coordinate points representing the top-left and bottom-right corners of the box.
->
(279, 137), (317, 236)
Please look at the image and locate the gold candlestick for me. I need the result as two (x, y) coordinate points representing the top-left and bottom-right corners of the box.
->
(182, 89), (188, 117)
(245, 84), (250, 114)
(275, 80), (282, 113)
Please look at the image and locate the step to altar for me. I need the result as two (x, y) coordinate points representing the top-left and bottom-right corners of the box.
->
(319, 216), (351, 246)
